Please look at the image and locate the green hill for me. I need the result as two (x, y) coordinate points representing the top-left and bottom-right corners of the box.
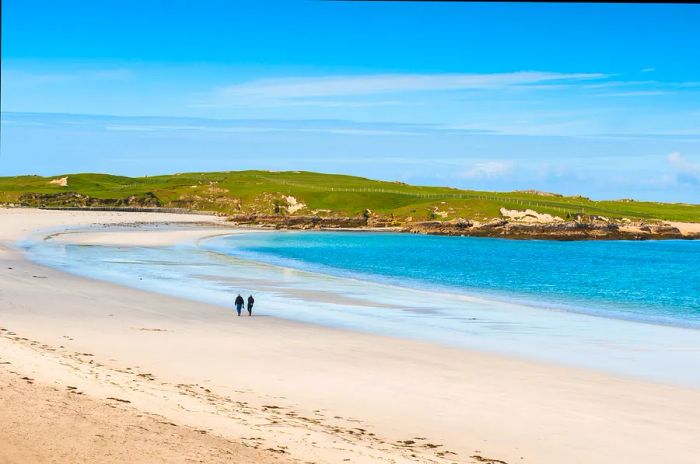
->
(1, 170), (699, 223)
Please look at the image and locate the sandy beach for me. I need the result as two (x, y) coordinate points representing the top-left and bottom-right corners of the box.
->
(2, 208), (700, 464)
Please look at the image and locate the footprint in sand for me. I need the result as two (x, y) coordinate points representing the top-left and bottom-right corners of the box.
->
(470, 455), (506, 464)
(106, 397), (131, 403)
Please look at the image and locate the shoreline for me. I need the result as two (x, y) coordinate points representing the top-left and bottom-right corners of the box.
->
(197, 230), (700, 334)
(45, 224), (700, 335)
(3, 209), (700, 463)
(226, 212), (700, 240)
(24, 223), (700, 378)
(36, 225), (700, 388)
(8, 205), (700, 240)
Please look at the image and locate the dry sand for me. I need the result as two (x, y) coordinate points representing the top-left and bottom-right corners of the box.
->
(664, 220), (700, 236)
(0, 368), (290, 464)
(2, 208), (700, 464)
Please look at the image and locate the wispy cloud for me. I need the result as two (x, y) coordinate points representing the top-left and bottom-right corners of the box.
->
(7, 111), (699, 141)
(190, 98), (403, 109)
(583, 78), (700, 99)
(459, 161), (515, 179)
(217, 72), (607, 100)
(0, 112), (434, 137)
(594, 91), (669, 98)
(1, 68), (133, 85)
(445, 119), (593, 137)
(104, 124), (422, 137)
(667, 152), (700, 186)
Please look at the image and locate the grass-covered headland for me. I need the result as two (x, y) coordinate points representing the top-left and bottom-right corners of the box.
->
(1, 171), (698, 239)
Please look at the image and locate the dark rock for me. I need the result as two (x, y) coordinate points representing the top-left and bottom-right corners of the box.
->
(19, 191), (162, 208)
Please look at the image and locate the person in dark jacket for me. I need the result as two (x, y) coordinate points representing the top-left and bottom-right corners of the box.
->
(234, 294), (244, 316)
(247, 295), (255, 316)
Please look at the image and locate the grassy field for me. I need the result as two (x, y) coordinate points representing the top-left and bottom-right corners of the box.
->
(1, 170), (699, 223)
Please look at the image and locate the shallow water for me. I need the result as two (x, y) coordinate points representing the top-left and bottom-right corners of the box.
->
(23, 229), (700, 387)
(207, 232), (700, 327)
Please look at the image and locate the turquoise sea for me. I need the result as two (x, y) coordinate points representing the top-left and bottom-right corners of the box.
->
(206, 232), (700, 327)
(23, 229), (700, 386)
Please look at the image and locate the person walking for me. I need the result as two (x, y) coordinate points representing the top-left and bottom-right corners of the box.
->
(234, 294), (244, 316)
(247, 295), (255, 316)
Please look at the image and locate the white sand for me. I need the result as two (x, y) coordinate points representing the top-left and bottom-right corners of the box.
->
(0, 208), (229, 242)
(2, 208), (700, 463)
(0, 367), (291, 464)
(46, 228), (241, 247)
(664, 220), (700, 236)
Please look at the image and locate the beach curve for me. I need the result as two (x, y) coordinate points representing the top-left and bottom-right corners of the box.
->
(2, 208), (700, 463)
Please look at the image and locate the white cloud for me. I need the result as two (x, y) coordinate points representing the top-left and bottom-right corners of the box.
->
(583, 79), (700, 91)
(2, 68), (133, 85)
(459, 161), (515, 179)
(667, 152), (700, 186)
(218, 72), (607, 100)
(594, 91), (668, 97)
(190, 99), (402, 109)
(641, 67), (656, 73)
(103, 122), (421, 137)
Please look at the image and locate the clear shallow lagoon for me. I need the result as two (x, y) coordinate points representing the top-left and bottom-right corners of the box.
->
(24, 230), (700, 386)
(208, 232), (700, 327)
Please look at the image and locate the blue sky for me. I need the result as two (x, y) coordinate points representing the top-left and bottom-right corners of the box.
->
(2, 1), (699, 201)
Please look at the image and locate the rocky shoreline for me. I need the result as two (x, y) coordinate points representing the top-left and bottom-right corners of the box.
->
(228, 214), (699, 241)
(5, 190), (699, 240)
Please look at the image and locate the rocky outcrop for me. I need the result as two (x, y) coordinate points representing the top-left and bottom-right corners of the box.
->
(499, 208), (564, 223)
(513, 190), (562, 197)
(19, 192), (162, 208)
(283, 196), (306, 214)
(225, 211), (696, 240)
(403, 218), (690, 240)
(48, 177), (69, 187)
(227, 210), (404, 230)
(403, 218), (474, 235)
(228, 214), (369, 229)
(14, 190), (694, 240)
(363, 209), (401, 228)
